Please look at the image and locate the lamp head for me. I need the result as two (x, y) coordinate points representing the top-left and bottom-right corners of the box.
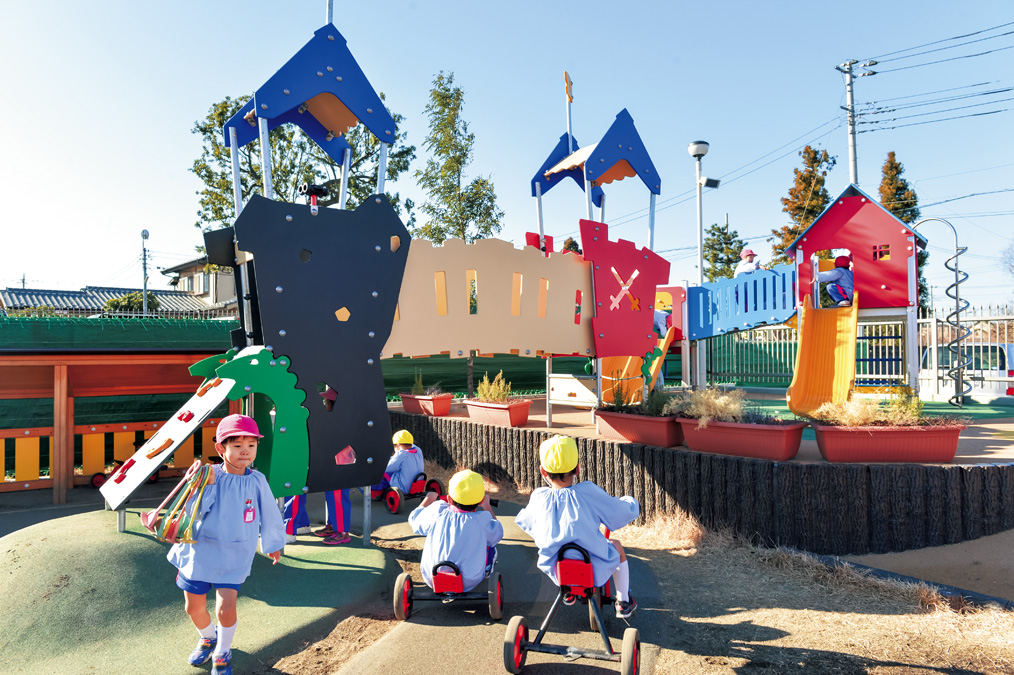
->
(141, 229), (149, 240)
(688, 141), (709, 158)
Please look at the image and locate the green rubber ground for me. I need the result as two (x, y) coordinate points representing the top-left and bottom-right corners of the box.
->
(0, 508), (392, 674)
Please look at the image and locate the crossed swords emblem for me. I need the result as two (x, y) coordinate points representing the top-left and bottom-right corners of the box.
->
(609, 267), (640, 311)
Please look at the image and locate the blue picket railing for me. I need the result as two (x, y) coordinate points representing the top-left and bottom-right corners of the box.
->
(686, 264), (798, 340)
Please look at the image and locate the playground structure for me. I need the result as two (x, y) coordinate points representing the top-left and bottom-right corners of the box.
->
(99, 4), (956, 519)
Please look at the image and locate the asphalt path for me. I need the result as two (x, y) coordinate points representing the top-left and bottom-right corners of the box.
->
(343, 499), (662, 675)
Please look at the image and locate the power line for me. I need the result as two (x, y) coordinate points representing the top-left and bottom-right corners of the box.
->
(862, 80), (1000, 104)
(856, 107), (1009, 132)
(875, 43), (1014, 74)
(863, 21), (1014, 61)
(858, 95), (1014, 124)
(859, 86), (1014, 114)
(871, 28), (1014, 64)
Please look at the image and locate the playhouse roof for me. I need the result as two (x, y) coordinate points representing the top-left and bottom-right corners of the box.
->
(530, 109), (660, 208)
(785, 184), (928, 256)
(223, 24), (392, 161)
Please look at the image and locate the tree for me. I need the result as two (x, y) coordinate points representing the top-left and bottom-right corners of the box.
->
(414, 72), (505, 395)
(703, 221), (746, 281)
(769, 146), (837, 266)
(190, 94), (416, 234)
(414, 72), (504, 245)
(878, 151), (929, 310)
(562, 237), (582, 255)
(104, 291), (159, 315)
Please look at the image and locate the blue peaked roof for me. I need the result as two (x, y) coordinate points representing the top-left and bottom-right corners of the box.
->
(223, 24), (394, 160)
(532, 109), (660, 209)
(531, 133), (604, 206)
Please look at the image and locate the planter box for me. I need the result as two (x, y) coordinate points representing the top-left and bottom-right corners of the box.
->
(400, 393), (454, 417)
(677, 418), (806, 461)
(595, 411), (682, 448)
(813, 424), (966, 463)
(464, 399), (533, 427)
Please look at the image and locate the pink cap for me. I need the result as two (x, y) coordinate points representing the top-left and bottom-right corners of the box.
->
(216, 414), (263, 442)
(740, 249), (756, 259)
(835, 255), (852, 268)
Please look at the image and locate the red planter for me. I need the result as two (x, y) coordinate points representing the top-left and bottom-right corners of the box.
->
(464, 399), (533, 427)
(676, 419), (806, 461)
(594, 411), (682, 448)
(399, 393), (454, 417)
(812, 424), (966, 463)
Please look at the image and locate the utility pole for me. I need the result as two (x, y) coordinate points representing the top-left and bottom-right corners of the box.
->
(141, 230), (149, 316)
(835, 59), (877, 186)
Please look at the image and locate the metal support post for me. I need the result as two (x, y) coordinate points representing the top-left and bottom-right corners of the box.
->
(376, 142), (388, 195)
(258, 117), (274, 199)
(338, 150), (351, 209)
(362, 486), (372, 546)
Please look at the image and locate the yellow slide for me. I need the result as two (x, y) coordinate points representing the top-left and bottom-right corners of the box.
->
(602, 326), (676, 404)
(786, 293), (859, 417)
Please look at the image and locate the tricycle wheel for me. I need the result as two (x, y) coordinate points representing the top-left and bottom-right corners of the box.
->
(385, 488), (403, 514)
(393, 572), (413, 621)
(146, 471), (159, 484)
(90, 473), (107, 489)
(488, 572), (503, 620)
(589, 586), (604, 631)
(425, 478), (444, 497)
(620, 627), (640, 675)
(503, 615), (528, 674)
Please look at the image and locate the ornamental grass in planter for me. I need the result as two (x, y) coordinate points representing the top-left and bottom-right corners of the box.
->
(594, 383), (683, 448)
(464, 370), (532, 427)
(399, 369), (454, 416)
(672, 387), (806, 461)
(808, 391), (967, 463)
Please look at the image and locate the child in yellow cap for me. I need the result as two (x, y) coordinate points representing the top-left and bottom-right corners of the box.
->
(515, 435), (640, 618)
(371, 430), (425, 499)
(408, 469), (503, 591)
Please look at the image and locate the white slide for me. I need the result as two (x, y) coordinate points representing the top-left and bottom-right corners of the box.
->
(99, 375), (235, 510)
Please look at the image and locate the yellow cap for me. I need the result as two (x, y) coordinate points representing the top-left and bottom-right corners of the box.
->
(392, 430), (413, 445)
(448, 469), (485, 506)
(539, 435), (578, 473)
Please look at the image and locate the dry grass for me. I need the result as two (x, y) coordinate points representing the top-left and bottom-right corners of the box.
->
(615, 508), (706, 555)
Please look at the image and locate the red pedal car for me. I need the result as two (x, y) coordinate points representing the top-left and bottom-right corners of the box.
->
(393, 559), (504, 622)
(378, 472), (444, 514)
(503, 543), (639, 674)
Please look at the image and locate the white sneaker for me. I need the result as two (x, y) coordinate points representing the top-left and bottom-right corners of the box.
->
(837, 300), (851, 307)
(285, 533), (297, 544)
(296, 526), (312, 535)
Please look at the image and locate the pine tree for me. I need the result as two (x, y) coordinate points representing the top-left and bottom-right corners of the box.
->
(878, 151), (929, 310)
(562, 237), (582, 255)
(769, 146), (836, 265)
(703, 221), (746, 281)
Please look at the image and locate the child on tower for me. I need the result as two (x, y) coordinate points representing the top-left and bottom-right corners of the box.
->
(371, 430), (424, 499)
(167, 414), (286, 675)
(515, 435), (641, 618)
(408, 469), (503, 591)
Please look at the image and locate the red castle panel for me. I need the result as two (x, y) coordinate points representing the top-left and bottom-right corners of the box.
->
(794, 194), (915, 309)
(580, 220), (670, 358)
(524, 232), (554, 256)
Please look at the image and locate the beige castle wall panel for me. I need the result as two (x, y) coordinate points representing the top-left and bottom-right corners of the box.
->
(383, 239), (595, 358)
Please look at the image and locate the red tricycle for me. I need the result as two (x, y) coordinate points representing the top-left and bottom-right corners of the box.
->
(503, 543), (639, 674)
(393, 556), (504, 622)
(376, 472), (444, 514)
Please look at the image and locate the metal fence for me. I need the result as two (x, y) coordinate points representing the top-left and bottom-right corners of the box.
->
(918, 304), (1014, 398)
(705, 304), (1014, 397)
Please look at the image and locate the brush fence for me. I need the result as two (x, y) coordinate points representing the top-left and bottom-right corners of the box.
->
(390, 412), (1014, 556)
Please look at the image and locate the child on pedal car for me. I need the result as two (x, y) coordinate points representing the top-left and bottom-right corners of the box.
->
(408, 469), (503, 591)
(515, 435), (640, 618)
(371, 429), (424, 499)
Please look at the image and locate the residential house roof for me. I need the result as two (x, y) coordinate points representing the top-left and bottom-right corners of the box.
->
(1, 286), (212, 313)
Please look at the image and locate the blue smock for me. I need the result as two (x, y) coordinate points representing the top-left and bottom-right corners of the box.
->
(385, 444), (424, 493)
(815, 267), (854, 300)
(409, 500), (504, 591)
(515, 482), (639, 587)
(168, 465), (286, 585)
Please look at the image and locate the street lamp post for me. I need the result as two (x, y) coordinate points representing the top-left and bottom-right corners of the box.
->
(141, 229), (149, 317)
(688, 141), (709, 286)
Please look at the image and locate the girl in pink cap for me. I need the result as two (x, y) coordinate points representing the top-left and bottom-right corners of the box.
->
(166, 413), (286, 675)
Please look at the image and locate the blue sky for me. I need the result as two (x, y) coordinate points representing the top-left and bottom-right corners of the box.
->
(1, 1), (1011, 308)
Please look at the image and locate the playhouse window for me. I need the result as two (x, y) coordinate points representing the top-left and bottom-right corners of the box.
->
(873, 245), (890, 261)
